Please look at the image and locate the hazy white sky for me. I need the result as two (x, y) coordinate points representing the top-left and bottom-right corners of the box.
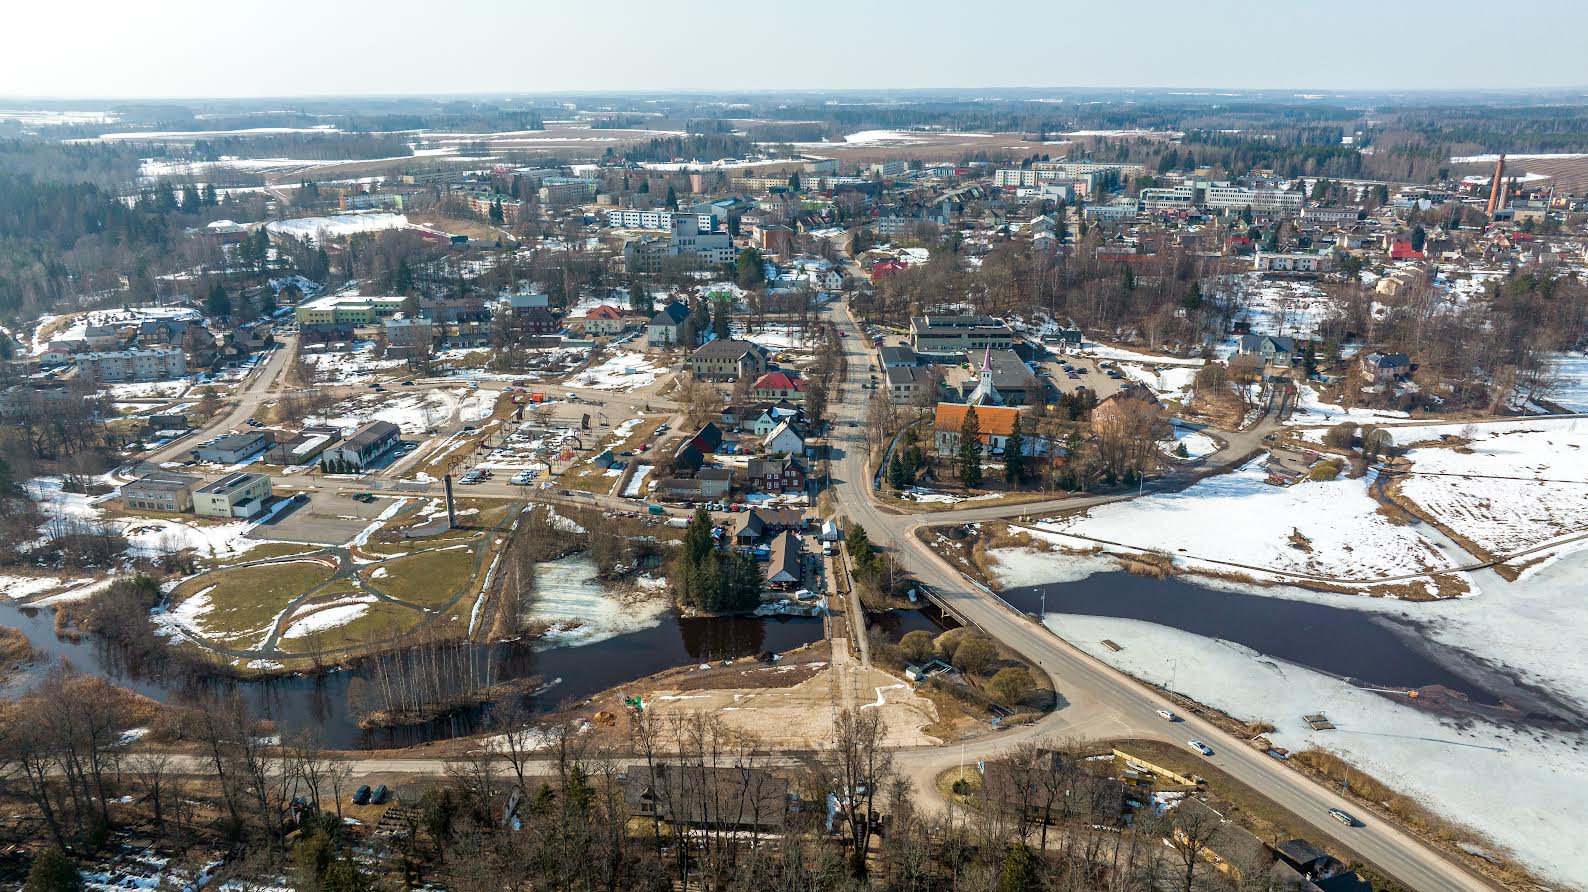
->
(5, 0), (1587, 98)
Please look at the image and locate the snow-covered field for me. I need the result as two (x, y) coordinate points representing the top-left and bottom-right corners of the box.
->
(1285, 384), (1411, 427)
(897, 487), (1004, 506)
(736, 323), (813, 352)
(578, 351), (662, 390)
(298, 341), (405, 384)
(1120, 364), (1197, 401)
(1395, 418), (1588, 556)
(526, 556), (668, 648)
(1080, 343), (1203, 367)
(1012, 459), (1455, 584)
(1231, 275), (1332, 342)
(1162, 426), (1218, 459)
(265, 213), (409, 243)
(1047, 609), (1588, 890)
(305, 386), (491, 436)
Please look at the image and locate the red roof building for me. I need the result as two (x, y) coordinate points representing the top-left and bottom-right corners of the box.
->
(1389, 241), (1424, 260)
(753, 371), (805, 400)
(870, 259), (908, 282)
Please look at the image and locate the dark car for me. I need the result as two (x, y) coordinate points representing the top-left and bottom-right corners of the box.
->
(352, 784), (371, 805)
(370, 785), (389, 805)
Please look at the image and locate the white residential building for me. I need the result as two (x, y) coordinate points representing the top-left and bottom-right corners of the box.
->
(73, 347), (187, 382)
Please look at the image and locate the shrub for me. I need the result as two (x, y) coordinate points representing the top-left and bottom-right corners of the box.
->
(1323, 422), (1358, 449)
(953, 636), (998, 676)
(988, 667), (1034, 705)
(1308, 460), (1342, 482)
(899, 629), (935, 663)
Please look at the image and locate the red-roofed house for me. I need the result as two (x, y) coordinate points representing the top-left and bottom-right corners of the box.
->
(584, 304), (627, 336)
(1388, 236), (1424, 261)
(871, 259), (908, 282)
(753, 371), (805, 401)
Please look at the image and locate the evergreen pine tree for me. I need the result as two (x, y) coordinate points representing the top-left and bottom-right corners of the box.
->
(788, 171), (801, 191)
(888, 453), (907, 490)
(664, 184), (678, 210)
(1003, 414), (1024, 483)
(957, 407), (983, 489)
(205, 282), (231, 318)
(711, 298), (730, 340)
(996, 843), (1041, 892)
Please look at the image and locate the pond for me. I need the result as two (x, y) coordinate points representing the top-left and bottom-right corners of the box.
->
(999, 572), (1574, 723)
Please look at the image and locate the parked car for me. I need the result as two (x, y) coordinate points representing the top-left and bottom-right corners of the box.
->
(352, 785), (371, 805)
(510, 472), (533, 485)
(1328, 808), (1358, 827)
(1188, 740), (1213, 756)
(370, 785), (389, 805)
(1155, 708), (1177, 721)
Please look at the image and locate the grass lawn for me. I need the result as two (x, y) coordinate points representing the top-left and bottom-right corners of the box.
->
(363, 546), (476, 608)
(171, 559), (336, 647)
(934, 766), (982, 808)
(276, 600), (426, 654)
(208, 541), (320, 568)
(454, 497), (514, 529)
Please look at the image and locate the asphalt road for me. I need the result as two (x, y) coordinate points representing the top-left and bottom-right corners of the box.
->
(821, 303), (1497, 892)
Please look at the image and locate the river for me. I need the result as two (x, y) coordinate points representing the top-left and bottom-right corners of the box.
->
(0, 592), (823, 750)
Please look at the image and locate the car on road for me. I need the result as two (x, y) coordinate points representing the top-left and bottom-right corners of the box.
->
(352, 785), (371, 805)
(1155, 708), (1178, 721)
(1188, 739), (1213, 756)
(402, 380), (414, 386)
(1328, 808), (1358, 827)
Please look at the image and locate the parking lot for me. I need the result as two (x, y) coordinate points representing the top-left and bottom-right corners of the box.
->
(1033, 354), (1129, 402)
(249, 488), (398, 545)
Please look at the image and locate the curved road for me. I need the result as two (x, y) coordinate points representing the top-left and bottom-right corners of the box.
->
(821, 303), (1497, 892)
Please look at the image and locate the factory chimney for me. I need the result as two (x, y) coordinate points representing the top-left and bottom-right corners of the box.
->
(1485, 154), (1507, 217)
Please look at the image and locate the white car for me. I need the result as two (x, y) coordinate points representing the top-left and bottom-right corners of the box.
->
(510, 472), (533, 485)
(1188, 739), (1213, 756)
(1155, 708), (1177, 721)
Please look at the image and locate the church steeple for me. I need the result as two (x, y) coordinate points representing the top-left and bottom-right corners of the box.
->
(968, 345), (1004, 406)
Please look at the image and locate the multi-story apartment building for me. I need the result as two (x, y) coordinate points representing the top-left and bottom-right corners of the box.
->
(73, 347), (187, 382)
(464, 191), (526, 223)
(537, 179), (597, 206)
(605, 208), (718, 231)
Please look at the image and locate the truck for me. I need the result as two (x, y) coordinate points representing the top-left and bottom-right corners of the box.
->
(647, 504), (665, 516)
(665, 517), (690, 528)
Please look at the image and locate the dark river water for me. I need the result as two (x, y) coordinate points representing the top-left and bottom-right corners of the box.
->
(0, 599), (822, 748)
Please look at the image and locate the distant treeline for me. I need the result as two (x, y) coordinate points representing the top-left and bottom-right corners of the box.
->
(0, 139), (146, 186)
(189, 132), (412, 162)
(616, 133), (756, 163)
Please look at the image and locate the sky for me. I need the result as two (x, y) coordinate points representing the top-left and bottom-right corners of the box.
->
(4, 0), (1588, 98)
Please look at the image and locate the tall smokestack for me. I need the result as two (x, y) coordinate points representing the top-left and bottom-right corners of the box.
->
(1485, 154), (1507, 217)
(443, 473), (457, 529)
